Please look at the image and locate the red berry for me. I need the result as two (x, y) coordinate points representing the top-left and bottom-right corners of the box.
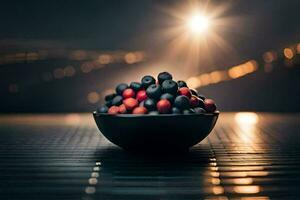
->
(108, 106), (119, 114)
(178, 87), (192, 98)
(123, 97), (138, 110)
(204, 99), (217, 113)
(118, 104), (127, 114)
(122, 88), (135, 99)
(132, 106), (148, 114)
(136, 90), (147, 102)
(190, 95), (200, 108)
(157, 99), (171, 114)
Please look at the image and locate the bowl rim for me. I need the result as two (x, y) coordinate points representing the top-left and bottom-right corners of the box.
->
(93, 111), (219, 118)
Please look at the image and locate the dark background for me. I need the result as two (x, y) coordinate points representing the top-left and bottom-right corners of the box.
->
(0, 0), (300, 113)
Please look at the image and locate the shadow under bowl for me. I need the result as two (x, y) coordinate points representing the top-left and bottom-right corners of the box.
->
(93, 112), (219, 152)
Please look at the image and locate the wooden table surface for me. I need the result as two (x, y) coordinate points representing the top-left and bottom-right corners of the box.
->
(0, 112), (299, 200)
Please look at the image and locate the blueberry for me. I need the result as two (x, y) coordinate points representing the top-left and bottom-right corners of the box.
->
(116, 83), (128, 95)
(111, 95), (123, 106)
(130, 82), (142, 91)
(144, 98), (156, 111)
(172, 107), (181, 114)
(190, 89), (198, 96)
(146, 84), (162, 100)
(97, 105), (108, 113)
(174, 95), (190, 110)
(183, 109), (195, 114)
(194, 107), (206, 113)
(141, 75), (155, 88)
(198, 94), (206, 100)
(198, 98), (205, 108)
(177, 80), (187, 88)
(161, 80), (178, 95)
(104, 93), (116, 102)
(189, 108), (196, 113)
(158, 72), (172, 85)
(160, 93), (175, 103)
(148, 111), (159, 115)
(105, 101), (112, 107)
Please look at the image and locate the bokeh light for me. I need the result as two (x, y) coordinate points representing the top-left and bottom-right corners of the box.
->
(87, 92), (100, 104)
(283, 48), (294, 59)
(98, 54), (112, 64)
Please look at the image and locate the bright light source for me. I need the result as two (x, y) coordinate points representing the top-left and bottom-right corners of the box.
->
(187, 14), (210, 33)
(159, 2), (233, 73)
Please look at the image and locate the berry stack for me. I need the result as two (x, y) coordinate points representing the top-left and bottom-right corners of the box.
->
(97, 72), (217, 115)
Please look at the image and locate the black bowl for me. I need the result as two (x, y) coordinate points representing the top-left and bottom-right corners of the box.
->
(93, 112), (219, 152)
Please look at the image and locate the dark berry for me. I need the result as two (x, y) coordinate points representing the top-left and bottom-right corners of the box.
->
(136, 90), (147, 102)
(104, 93), (116, 102)
(198, 94), (206, 100)
(158, 72), (173, 85)
(146, 84), (162, 100)
(132, 106), (148, 114)
(130, 82), (142, 91)
(141, 75), (155, 88)
(111, 95), (123, 106)
(190, 89), (198, 96)
(174, 95), (190, 110)
(144, 98), (156, 111)
(177, 80), (187, 88)
(178, 87), (192, 99)
(160, 93), (175, 103)
(122, 88), (135, 99)
(116, 83), (128, 95)
(108, 106), (119, 114)
(183, 109), (195, 114)
(204, 99), (217, 113)
(172, 107), (181, 114)
(189, 108), (195, 113)
(198, 98), (205, 108)
(97, 105), (108, 113)
(148, 111), (159, 115)
(123, 98), (138, 110)
(194, 107), (206, 114)
(105, 101), (112, 107)
(157, 99), (172, 114)
(161, 80), (178, 95)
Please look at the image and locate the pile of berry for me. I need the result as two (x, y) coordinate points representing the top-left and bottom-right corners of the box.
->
(97, 72), (217, 115)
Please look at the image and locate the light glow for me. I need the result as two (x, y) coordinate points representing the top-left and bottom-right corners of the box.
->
(158, 1), (235, 74)
(187, 14), (210, 33)
(235, 112), (258, 125)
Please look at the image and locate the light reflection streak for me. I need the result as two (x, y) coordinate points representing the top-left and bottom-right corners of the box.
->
(240, 197), (269, 200)
(211, 178), (221, 185)
(233, 185), (260, 194)
(232, 178), (253, 185)
(234, 112), (259, 143)
(212, 186), (224, 194)
(208, 113), (269, 198)
(222, 166), (264, 171)
(211, 172), (220, 177)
